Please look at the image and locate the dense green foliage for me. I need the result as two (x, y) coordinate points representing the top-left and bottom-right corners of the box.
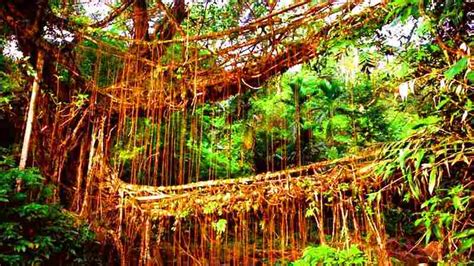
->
(291, 245), (366, 265)
(0, 168), (100, 265)
(188, 46), (426, 177)
(416, 186), (473, 253)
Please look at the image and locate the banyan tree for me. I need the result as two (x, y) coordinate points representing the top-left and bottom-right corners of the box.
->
(0, 0), (472, 265)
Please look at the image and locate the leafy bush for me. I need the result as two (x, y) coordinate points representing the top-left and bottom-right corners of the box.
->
(291, 244), (366, 265)
(0, 168), (100, 265)
(415, 185), (473, 259)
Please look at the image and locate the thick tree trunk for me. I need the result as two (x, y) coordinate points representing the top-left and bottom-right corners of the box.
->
(19, 51), (45, 170)
(133, 0), (149, 41)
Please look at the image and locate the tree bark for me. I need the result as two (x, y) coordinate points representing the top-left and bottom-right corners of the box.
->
(133, 0), (149, 41)
(19, 51), (45, 170)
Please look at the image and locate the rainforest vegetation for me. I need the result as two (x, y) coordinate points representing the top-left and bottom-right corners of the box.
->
(0, 0), (473, 265)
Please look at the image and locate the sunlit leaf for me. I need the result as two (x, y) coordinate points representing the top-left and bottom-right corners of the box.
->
(452, 196), (464, 211)
(428, 166), (437, 195)
(414, 149), (425, 171)
(444, 57), (468, 81)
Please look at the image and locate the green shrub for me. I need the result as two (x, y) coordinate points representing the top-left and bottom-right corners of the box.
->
(0, 168), (100, 265)
(291, 244), (366, 265)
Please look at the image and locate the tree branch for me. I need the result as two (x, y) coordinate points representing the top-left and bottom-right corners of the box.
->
(90, 0), (133, 28)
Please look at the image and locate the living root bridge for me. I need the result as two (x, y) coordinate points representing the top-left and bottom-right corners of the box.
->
(118, 153), (377, 213)
(101, 150), (393, 265)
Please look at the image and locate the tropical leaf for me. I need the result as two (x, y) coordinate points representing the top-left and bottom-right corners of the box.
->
(428, 166), (437, 195)
(444, 57), (468, 81)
